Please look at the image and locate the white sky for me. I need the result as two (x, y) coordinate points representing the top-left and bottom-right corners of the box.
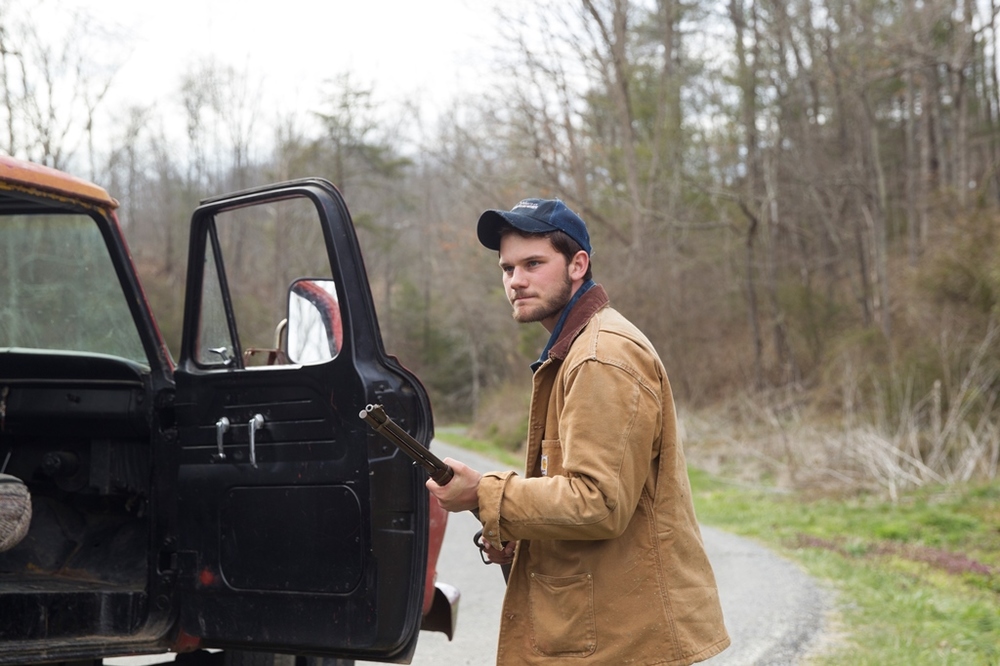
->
(64, 0), (496, 131)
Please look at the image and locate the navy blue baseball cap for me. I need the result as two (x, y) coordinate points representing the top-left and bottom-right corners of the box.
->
(477, 198), (592, 255)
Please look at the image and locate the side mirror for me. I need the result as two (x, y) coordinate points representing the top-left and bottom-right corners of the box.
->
(286, 278), (342, 364)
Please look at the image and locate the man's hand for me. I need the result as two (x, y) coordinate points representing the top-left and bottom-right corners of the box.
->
(482, 538), (516, 565)
(426, 457), (482, 513)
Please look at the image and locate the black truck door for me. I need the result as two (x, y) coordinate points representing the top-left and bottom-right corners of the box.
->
(170, 180), (433, 662)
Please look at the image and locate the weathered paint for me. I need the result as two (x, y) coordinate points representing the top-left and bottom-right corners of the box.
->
(0, 155), (118, 209)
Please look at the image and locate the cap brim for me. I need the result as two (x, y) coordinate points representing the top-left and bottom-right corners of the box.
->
(477, 210), (557, 250)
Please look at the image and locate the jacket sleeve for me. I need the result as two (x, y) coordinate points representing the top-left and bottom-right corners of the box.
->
(478, 348), (663, 547)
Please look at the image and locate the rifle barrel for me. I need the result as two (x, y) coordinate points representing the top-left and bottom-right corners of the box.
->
(360, 404), (454, 485)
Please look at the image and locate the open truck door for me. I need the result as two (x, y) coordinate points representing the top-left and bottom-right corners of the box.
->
(170, 179), (433, 663)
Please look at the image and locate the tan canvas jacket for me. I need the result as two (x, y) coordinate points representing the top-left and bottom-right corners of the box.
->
(478, 285), (730, 665)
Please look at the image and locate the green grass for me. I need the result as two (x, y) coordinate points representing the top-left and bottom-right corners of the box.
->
(688, 469), (1000, 665)
(439, 431), (1000, 665)
(435, 428), (524, 468)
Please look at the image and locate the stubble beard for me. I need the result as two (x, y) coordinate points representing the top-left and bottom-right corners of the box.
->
(510, 273), (573, 324)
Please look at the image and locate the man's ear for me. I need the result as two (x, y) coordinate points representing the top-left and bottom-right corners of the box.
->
(569, 250), (589, 281)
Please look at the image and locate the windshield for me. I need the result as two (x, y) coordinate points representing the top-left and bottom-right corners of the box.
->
(0, 213), (148, 364)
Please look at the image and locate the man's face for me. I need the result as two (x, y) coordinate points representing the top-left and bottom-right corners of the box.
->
(498, 233), (582, 331)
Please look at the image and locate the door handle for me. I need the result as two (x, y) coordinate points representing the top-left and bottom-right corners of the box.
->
(213, 416), (230, 461)
(211, 414), (264, 466)
(248, 413), (265, 468)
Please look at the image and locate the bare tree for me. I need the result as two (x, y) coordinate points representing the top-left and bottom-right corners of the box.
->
(179, 58), (263, 193)
(0, 0), (122, 175)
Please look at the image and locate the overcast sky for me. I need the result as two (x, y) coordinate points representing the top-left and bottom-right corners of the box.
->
(64, 0), (496, 129)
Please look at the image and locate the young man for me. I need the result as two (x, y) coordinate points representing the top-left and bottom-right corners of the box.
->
(427, 199), (730, 665)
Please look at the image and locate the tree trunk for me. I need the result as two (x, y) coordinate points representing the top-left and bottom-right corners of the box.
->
(859, 92), (890, 338)
(741, 203), (765, 390)
(731, 0), (765, 388)
(905, 65), (920, 264)
(583, 0), (646, 254)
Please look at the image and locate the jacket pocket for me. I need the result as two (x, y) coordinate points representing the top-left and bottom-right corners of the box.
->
(528, 571), (597, 657)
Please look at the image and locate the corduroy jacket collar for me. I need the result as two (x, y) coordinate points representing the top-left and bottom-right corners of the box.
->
(541, 283), (609, 366)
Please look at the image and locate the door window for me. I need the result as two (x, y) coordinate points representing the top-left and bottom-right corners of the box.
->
(194, 196), (337, 369)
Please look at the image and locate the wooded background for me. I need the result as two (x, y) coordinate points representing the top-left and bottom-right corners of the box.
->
(3, 0), (998, 495)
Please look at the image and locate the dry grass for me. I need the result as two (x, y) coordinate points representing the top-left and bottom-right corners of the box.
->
(681, 362), (1000, 502)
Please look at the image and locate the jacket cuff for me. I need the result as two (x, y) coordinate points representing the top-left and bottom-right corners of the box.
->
(478, 470), (516, 549)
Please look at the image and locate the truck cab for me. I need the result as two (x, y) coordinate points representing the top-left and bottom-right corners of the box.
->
(0, 157), (455, 665)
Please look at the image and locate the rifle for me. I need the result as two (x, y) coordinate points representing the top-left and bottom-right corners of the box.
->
(359, 404), (454, 485)
(362, 405), (510, 582)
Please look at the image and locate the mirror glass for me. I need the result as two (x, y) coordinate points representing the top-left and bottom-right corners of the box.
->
(287, 278), (341, 364)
